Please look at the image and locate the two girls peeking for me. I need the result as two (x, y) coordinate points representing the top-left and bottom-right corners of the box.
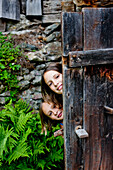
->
(40, 63), (63, 137)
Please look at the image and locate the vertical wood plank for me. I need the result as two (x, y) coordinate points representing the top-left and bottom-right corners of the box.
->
(83, 8), (113, 170)
(62, 12), (83, 56)
(63, 8), (113, 170)
(0, 0), (20, 21)
(83, 65), (113, 170)
(26, 0), (42, 16)
(63, 65), (83, 170)
(83, 8), (113, 51)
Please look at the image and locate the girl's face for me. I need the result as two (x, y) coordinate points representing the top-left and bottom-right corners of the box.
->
(44, 70), (63, 94)
(42, 102), (63, 121)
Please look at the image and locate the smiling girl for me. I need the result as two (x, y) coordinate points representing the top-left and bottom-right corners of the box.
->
(40, 101), (63, 132)
(41, 63), (63, 105)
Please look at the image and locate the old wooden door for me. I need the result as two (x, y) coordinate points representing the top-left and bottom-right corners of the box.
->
(62, 8), (113, 170)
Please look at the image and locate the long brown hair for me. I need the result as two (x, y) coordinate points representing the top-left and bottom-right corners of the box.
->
(41, 62), (63, 105)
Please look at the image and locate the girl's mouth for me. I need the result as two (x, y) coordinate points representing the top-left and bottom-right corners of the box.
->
(58, 112), (62, 118)
(57, 84), (62, 91)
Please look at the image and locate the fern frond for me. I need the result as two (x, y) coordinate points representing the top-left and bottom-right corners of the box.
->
(15, 113), (32, 133)
(16, 161), (35, 170)
(8, 132), (19, 151)
(46, 161), (57, 169)
(34, 141), (45, 155)
(36, 159), (47, 170)
(4, 100), (13, 109)
(32, 140), (45, 162)
(22, 127), (32, 142)
(7, 141), (29, 164)
(0, 125), (14, 157)
(15, 99), (32, 114)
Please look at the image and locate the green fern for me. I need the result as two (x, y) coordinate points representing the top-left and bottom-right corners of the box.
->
(0, 126), (14, 158)
(0, 99), (64, 169)
(36, 159), (47, 170)
(15, 112), (32, 133)
(7, 140), (29, 164)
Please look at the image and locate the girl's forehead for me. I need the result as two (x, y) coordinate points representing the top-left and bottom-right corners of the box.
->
(42, 102), (52, 109)
(45, 70), (59, 75)
(44, 70), (60, 81)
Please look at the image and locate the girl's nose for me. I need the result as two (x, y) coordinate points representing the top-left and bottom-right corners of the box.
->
(53, 80), (58, 86)
(53, 110), (58, 116)
(53, 111), (57, 116)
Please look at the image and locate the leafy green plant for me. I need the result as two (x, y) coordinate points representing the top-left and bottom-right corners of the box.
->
(0, 99), (64, 169)
(0, 32), (21, 101)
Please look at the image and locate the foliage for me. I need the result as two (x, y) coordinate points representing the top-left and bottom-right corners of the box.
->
(0, 99), (64, 170)
(0, 32), (21, 101)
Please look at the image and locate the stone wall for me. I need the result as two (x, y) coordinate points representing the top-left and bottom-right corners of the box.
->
(0, 13), (62, 111)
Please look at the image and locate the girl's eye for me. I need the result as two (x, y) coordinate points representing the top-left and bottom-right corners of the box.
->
(55, 74), (59, 79)
(48, 82), (52, 86)
(49, 111), (52, 116)
(53, 104), (56, 109)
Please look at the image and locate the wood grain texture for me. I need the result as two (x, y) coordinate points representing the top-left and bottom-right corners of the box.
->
(62, 8), (113, 170)
(83, 65), (113, 170)
(83, 8), (113, 169)
(62, 12), (83, 56)
(73, 0), (113, 6)
(81, 7), (113, 58)
(0, 0), (20, 20)
(61, 1), (75, 12)
(26, 0), (42, 16)
(63, 66), (83, 170)
(69, 48), (113, 67)
(83, 8), (113, 51)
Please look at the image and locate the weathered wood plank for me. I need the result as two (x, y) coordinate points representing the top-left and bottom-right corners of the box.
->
(62, 12), (83, 56)
(26, 0), (42, 16)
(43, 0), (61, 14)
(42, 14), (61, 23)
(0, 19), (6, 31)
(83, 65), (113, 170)
(73, 0), (113, 6)
(0, 0), (20, 21)
(83, 8), (113, 51)
(61, 1), (75, 12)
(63, 66), (83, 170)
(69, 48), (113, 67)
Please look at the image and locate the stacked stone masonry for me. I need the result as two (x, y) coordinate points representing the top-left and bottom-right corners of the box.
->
(0, 12), (62, 110)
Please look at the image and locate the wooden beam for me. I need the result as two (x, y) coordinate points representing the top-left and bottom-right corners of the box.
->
(69, 48), (113, 67)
